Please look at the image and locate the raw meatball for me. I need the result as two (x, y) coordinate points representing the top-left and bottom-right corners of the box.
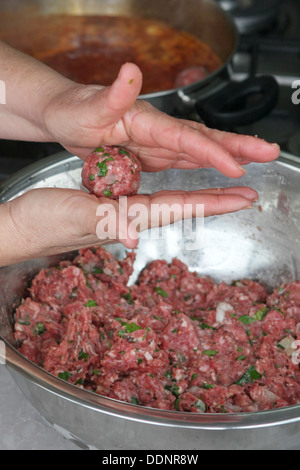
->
(82, 146), (142, 199)
(175, 66), (208, 88)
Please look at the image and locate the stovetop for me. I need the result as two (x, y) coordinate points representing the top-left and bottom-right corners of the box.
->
(227, 0), (300, 156)
(0, 0), (299, 183)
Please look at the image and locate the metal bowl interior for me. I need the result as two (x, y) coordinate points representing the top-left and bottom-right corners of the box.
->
(1, 151), (300, 449)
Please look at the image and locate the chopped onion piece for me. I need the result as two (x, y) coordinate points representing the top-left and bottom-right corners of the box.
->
(278, 335), (297, 356)
(195, 399), (206, 413)
(263, 389), (278, 404)
(235, 281), (244, 287)
(103, 267), (113, 276)
(215, 302), (233, 323)
(224, 403), (242, 413)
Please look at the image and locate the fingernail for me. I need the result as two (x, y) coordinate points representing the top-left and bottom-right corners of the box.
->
(238, 166), (246, 175)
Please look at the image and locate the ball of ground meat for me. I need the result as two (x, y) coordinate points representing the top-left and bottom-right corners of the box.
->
(174, 66), (208, 88)
(82, 146), (142, 199)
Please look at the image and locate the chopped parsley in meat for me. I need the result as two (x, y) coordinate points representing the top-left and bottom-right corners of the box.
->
(234, 366), (262, 386)
(82, 146), (141, 199)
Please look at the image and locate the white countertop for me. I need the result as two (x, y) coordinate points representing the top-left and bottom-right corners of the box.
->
(0, 366), (79, 450)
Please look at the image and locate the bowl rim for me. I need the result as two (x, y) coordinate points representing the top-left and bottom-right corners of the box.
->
(1, 150), (300, 202)
(5, 338), (300, 430)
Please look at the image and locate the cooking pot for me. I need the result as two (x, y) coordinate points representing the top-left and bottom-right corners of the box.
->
(0, 0), (278, 129)
(1, 151), (300, 450)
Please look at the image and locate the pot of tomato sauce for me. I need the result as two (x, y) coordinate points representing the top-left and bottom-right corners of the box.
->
(0, 0), (278, 128)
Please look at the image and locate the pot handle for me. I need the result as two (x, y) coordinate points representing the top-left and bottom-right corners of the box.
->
(195, 75), (279, 130)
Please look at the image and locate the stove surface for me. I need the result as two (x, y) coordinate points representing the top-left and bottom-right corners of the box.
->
(219, 0), (300, 157)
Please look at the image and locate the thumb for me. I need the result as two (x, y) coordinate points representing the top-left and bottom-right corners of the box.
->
(90, 63), (143, 128)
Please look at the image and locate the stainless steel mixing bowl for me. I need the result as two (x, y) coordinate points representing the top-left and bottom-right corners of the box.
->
(1, 151), (300, 450)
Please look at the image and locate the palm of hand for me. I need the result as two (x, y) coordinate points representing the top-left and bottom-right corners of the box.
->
(44, 63), (279, 178)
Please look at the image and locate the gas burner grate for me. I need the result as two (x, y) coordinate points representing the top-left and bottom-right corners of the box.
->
(215, 0), (282, 34)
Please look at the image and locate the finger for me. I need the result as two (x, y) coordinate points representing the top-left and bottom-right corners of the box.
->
(81, 185), (258, 250)
(124, 190), (253, 240)
(89, 63), (143, 128)
(128, 110), (247, 178)
(141, 186), (258, 201)
(185, 186), (259, 201)
(174, 155), (272, 168)
(147, 191), (254, 217)
(183, 121), (280, 163)
(94, 196), (138, 250)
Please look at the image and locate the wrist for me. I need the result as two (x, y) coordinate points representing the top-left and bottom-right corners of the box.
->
(0, 41), (78, 142)
(0, 202), (30, 267)
(41, 82), (104, 145)
(33, 75), (78, 142)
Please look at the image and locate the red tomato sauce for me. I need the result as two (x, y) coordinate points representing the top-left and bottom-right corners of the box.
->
(0, 15), (222, 94)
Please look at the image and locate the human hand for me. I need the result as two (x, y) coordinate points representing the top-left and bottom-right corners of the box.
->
(0, 185), (258, 266)
(43, 63), (280, 178)
(0, 44), (279, 268)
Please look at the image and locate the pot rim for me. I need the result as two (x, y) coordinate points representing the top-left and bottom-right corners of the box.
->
(0, 0), (239, 101)
(2, 150), (300, 430)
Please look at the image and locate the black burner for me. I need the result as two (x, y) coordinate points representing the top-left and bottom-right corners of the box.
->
(207, 0), (300, 158)
(215, 0), (282, 34)
(0, 141), (63, 183)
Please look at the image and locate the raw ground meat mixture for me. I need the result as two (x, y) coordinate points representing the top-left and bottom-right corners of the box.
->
(14, 247), (300, 414)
